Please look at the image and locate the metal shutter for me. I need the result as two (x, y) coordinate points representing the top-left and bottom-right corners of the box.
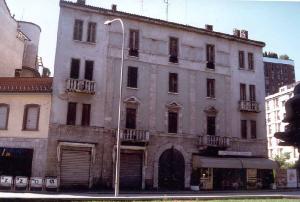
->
(60, 149), (91, 188)
(120, 152), (142, 190)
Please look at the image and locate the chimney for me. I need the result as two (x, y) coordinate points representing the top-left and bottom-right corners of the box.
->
(205, 24), (213, 31)
(111, 4), (117, 12)
(77, 0), (86, 5)
(240, 30), (248, 39)
(233, 28), (240, 37)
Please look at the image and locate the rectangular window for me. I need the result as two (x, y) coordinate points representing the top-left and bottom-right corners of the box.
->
(129, 29), (139, 57)
(70, 59), (80, 79)
(249, 85), (256, 101)
(248, 52), (254, 70)
(87, 22), (96, 43)
(73, 19), (83, 41)
(84, 60), (94, 80)
(207, 116), (216, 136)
(127, 66), (138, 88)
(169, 73), (178, 93)
(206, 44), (215, 69)
(250, 120), (257, 139)
(23, 104), (40, 130)
(240, 83), (246, 100)
(168, 111), (178, 133)
(81, 104), (91, 126)
(169, 37), (178, 63)
(239, 51), (245, 69)
(241, 120), (247, 139)
(207, 79), (215, 98)
(67, 102), (77, 125)
(126, 108), (136, 129)
(0, 104), (9, 130)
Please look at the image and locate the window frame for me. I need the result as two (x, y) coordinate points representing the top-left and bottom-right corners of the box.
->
(125, 107), (137, 129)
(248, 52), (254, 70)
(70, 58), (80, 79)
(127, 66), (138, 88)
(169, 37), (179, 63)
(241, 120), (247, 139)
(66, 102), (77, 125)
(0, 104), (9, 130)
(206, 44), (215, 69)
(129, 29), (139, 57)
(249, 85), (256, 101)
(84, 60), (94, 81)
(168, 111), (178, 134)
(81, 104), (91, 126)
(250, 120), (257, 139)
(207, 116), (216, 136)
(22, 104), (40, 131)
(240, 83), (247, 101)
(87, 22), (97, 43)
(239, 50), (245, 69)
(73, 19), (83, 41)
(207, 78), (215, 98)
(169, 72), (178, 93)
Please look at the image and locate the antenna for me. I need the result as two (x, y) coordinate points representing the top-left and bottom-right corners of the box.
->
(164, 0), (169, 21)
(141, 0), (144, 14)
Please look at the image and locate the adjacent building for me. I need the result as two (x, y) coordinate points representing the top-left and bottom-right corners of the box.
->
(264, 57), (295, 96)
(266, 82), (300, 164)
(47, 0), (276, 190)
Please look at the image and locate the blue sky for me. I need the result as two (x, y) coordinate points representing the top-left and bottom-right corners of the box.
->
(6, 0), (300, 80)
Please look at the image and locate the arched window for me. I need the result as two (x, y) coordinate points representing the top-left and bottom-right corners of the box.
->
(0, 104), (9, 130)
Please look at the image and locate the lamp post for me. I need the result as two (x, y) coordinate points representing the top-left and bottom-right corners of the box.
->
(104, 18), (125, 197)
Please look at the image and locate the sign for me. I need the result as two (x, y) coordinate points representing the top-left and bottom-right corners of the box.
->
(287, 169), (297, 188)
(45, 177), (58, 189)
(218, 150), (252, 157)
(247, 169), (257, 189)
(15, 177), (28, 188)
(0, 176), (13, 187)
(30, 177), (43, 188)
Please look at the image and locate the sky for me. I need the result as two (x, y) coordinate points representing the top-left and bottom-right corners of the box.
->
(5, 0), (300, 80)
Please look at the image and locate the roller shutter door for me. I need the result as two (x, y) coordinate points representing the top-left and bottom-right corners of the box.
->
(60, 149), (91, 188)
(120, 152), (143, 190)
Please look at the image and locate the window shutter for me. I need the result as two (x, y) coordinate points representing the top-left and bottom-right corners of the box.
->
(0, 105), (8, 129)
(25, 106), (39, 130)
(84, 61), (94, 80)
(70, 59), (80, 79)
(135, 31), (139, 50)
(127, 67), (138, 88)
(67, 102), (77, 125)
(129, 30), (134, 50)
(81, 104), (91, 126)
(126, 108), (136, 129)
(168, 111), (178, 133)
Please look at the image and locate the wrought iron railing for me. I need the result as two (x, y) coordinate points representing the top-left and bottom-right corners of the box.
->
(66, 79), (96, 94)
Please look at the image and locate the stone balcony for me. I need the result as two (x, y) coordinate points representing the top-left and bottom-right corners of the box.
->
(199, 135), (230, 149)
(239, 100), (260, 113)
(120, 129), (150, 144)
(66, 79), (96, 95)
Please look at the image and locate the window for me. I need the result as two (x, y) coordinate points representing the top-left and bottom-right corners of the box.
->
(240, 83), (246, 101)
(0, 104), (9, 130)
(73, 19), (83, 41)
(207, 79), (215, 98)
(23, 104), (40, 130)
(126, 108), (136, 129)
(67, 102), (77, 125)
(248, 52), (254, 70)
(207, 116), (216, 136)
(239, 51), (245, 69)
(249, 85), (256, 101)
(169, 73), (178, 93)
(169, 37), (178, 63)
(250, 120), (257, 139)
(129, 29), (139, 57)
(70, 59), (80, 79)
(87, 22), (96, 43)
(206, 44), (215, 69)
(127, 66), (138, 88)
(168, 111), (178, 133)
(84, 60), (94, 80)
(241, 120), (247, 139)
(81, 104), (91, 126)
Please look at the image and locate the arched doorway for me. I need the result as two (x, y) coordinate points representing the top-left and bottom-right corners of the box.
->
(158, 147), (185, 190)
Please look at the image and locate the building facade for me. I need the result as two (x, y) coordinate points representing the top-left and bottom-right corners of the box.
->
(47, 0), (276, 190)
(264, 57), (295, 96)
(266, 82), (300, 164)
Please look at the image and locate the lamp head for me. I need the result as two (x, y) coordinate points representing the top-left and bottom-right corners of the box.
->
(104, 20), (112, 25)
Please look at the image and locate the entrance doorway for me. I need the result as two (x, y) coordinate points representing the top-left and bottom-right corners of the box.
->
(158, 148), (185, 190)
(213, 168), (246, 190)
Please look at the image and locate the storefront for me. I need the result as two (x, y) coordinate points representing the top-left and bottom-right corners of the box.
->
(192, 156), (277, 190)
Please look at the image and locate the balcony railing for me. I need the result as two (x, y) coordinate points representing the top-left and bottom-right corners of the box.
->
(66, 79), (96, 94)
(239, 100), (259, 113)
(120, 129), (150, 143)
(199, 135), (230, 148)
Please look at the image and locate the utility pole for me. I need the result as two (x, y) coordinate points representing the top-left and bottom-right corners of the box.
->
(164, 0), (169, 21)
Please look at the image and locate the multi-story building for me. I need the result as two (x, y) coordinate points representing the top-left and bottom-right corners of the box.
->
(0, 0), (52, 177)
(264, 57), (295, 96)
(47, 0), (276, 190)
(266, 82), (300, 164)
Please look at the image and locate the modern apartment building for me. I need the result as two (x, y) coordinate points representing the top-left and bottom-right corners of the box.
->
(47, 0), (276, 190)
(266, 82), (300, 164)
(264, 57), (295, 96)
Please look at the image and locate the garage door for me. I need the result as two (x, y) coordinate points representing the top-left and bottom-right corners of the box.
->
(60, 148), (91, 188)
(120, 152), (143, 190)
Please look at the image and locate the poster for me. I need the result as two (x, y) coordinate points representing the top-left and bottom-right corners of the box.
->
(287, 169), (297, 188)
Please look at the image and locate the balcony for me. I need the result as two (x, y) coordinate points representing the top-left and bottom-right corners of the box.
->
(120, 129), (150, 144)
(199, 135), (230, 148)
(239, 100), (260, 113)
(66, 79), (95, 95)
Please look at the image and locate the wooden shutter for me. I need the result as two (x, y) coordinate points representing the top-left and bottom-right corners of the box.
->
(207, 44), (215, 63)
(81, 104), (91, 126)
(248, 53), (254, 70)
(241, 120), (247, 139)
(67, 102), (77, 125)
(127, 66), (138, 88)
(239, 51), (245, 68)
(73, 20), (83, 41)
(169, 73), (178, 93)
(87, 22), (96, 43)
(0, 105), (8, 129)
(207, 116), (216, 136)
(240, 83), (246, 100)
(251, 120), (257, 139)
(249, 85), (256, 101)
(168, 111), (178, 133)
(207, 79), (215, 98)
(126, 108), (136, 129)
(84, 61), (94, 80)
(169, 37), (178, 57)
(70, 59), (80, 79)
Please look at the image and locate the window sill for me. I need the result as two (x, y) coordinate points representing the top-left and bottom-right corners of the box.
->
(167, 132), (177, 135)
(128, 55), (139, 59)
(0, 128), (8, 131)
(239, 67), (255, 72)
(73, 40), (96, 45)
(205, 67), (215, 71)
(206, 97), (216, 100)
(168, 62), (179, 65)
(22, 129), (39, 131)
(127, 87), (139, 90)
(168, 92), (179, 95)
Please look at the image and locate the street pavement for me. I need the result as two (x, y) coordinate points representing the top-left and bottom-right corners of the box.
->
(0, 190), (300, 200)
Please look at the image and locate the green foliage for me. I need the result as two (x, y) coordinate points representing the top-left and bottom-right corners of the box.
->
(263, 51), (278, 59)
(279, 54), (290, 60)
(274, 152), (295, 169)
(42, 67), (51, 77)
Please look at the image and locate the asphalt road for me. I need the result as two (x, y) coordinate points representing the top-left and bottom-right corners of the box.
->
(0, 190), (300, 200)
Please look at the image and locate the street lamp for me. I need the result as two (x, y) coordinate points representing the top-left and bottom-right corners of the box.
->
(104, 18), (125, 197)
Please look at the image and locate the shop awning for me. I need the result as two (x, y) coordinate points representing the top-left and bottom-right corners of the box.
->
(193, 156), (278, 170)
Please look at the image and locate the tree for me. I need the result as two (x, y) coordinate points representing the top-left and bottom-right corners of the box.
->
(279, 54), (290, 60)
(274, 152), (295, 169)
